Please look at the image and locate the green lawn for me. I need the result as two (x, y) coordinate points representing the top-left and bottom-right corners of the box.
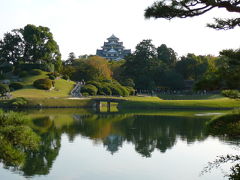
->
(157, 94), (223, 100)
(118, 96), (240, 109)
(11, 72), (75, 98)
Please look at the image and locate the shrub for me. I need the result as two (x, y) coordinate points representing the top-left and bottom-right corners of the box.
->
(122, 78), (135, 87)
(118, 85), (129, 97)
(87, 81), (102, 90)
(48, 72), (60, 77)
(99, 86), (112, 95)
(222, 90), (240, 99)
(48, 75), (55, 80)
(108, 84), (122, 96)
(62, 75), (69, 80)
(33, 78), (53, 90)
(126, 86), (135, 95)
(8, 97), (28, 108)
(42, 63), (55, 72)
(19, 71), (28, 77)
(9, 82), (23, 91)
(0, 83), (10, 96)
(82, 92), (89, 96)
(30, 69), (43, 75)
(81, 84), (98, 96)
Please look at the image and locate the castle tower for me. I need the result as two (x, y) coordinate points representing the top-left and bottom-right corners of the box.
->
(96, 34), (131, 60)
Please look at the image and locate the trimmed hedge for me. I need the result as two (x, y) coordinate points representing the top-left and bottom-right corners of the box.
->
(9, 82), (23, 91)
(222, 90), (240, 99)
(33, 78), (53, 90)
(81, 84), (98, 95)
(81, 80), (135, 96)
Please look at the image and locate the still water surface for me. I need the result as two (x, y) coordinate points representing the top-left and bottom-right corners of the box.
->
(0, 109), (239, 180)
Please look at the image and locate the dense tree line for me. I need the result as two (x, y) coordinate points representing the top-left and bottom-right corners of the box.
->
(0, 24), (239, 95)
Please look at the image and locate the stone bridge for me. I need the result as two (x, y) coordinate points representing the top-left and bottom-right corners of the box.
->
(92, 98), (126, 112)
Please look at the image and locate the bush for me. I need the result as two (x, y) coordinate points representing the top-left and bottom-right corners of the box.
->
(87, 81), (102, 90)
(99, 86), (112, 95)
(8, 97), (28, 108)
(19, 71), (28, 77)
(30, 69), (43, 75)
(222, 90), (240, 99)
(126, 86), (135, 95)
(82, 92), (89, 96)
(81, 84), (98, 96)
(42, 63), (55, 72)
(62, 75), (69, 80)
(108, 84), (122, 96)
(48, 75), (55, 80)
(48, 72), (60, 77)
(0, 83), (10, 96)
(33, 78), (53, 90)
(117, 85), (129, 96)
(9, 82), (23, 91)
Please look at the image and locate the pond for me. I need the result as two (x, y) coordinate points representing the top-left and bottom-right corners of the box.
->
(0, 109), (239, 180)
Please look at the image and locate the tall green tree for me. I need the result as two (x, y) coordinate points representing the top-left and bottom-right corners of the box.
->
(21, 24), (61, 64)
(0, 30), (23, 65)
(145, 0), (240, 30)
(0, 24), (61, 71)
(157, 44), (177, 67)
(123, 40), (158, 89)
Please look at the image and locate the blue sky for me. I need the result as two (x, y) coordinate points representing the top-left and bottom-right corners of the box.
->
(1, 0), (239, 59)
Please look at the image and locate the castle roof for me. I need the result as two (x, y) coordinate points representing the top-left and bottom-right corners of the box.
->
(107, 34), (119, 40)
(108, 48), (117, 53)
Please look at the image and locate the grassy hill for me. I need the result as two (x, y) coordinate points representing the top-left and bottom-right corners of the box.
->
(11, 71), (75, 98)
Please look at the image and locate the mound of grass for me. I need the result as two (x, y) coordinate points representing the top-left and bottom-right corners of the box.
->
(206, 110), (240, 137)
(11, 71), (75, 98)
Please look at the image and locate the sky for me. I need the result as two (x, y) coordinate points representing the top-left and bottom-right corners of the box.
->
(0, 0), (239, 60)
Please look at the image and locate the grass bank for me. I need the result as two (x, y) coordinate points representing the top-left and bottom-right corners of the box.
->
(206, 110), (240, 137)
(118, 96), (240, 110)
(11, 71), (75, 98)
(1, 94), (239, 109)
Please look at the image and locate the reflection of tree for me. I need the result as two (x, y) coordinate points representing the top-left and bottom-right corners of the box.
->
(21, 117), (61, 177)
(0, 111), (40, 169)
(103, 135), (124, 154)
(11, 112), (209, 178)
(202, 154), (240, 179)
(64, 114), (207, 157)
(122, 115), (207, 157)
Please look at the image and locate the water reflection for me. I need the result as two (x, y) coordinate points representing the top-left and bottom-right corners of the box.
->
(27, 110), (209, 159)
(0, 109), (236, 179)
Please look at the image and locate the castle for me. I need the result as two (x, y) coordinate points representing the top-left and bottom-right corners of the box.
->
(96, 35), (131, 60)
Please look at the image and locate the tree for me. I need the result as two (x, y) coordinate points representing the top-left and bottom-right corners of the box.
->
(123, 40), (159, 89)
(21, 24), (61, 64)
(157, 44), (177, 67)
(65, 52), (76, 65)
(145, 0), (240, 30)
(0, 24), (61, 70)
(0, 30), (23, 65)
